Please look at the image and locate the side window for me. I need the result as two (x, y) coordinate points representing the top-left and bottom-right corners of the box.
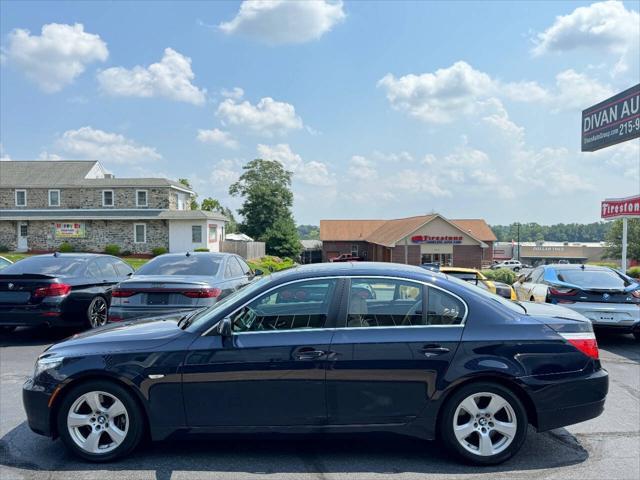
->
(113, 259), (133, 277)
(224, 261), (233, 279)
(345, 278), (424, 328)
(237, 257), (252, 276)
(229, 258), (244, 277)
(96, 257), (117, 280)
(426, 287), (465, 325)
(86, 261), (102, 279)
(231, 279), (337, 332)
(531, 268), (543, 284)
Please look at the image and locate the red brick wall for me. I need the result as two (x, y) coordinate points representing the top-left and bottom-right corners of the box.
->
(453, 245), (483, 269)
(391, 245), (421, 265)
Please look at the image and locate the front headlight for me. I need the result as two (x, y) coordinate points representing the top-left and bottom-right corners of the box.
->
(33, 355), (64, 378)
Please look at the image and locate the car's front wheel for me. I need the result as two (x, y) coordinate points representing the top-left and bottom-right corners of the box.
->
(87, 296), (108, 328)
(57, 380), (144, 462)
(440, 382), (528, 465)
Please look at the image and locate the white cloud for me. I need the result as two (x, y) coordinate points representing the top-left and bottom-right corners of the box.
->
(219, 0), (346, 45)
(209, 159), (242, 185)
(55, 126), (162, 164)
(551, 69), (612, 111)
(257, 143), (334, 186)
(220, 87), (244, 99)
(197, 128), (239, 149)
(348, 155), (377, 180)
(532, 1), (640, 56)
(38, 151), (63, 160)
(3, 23), (108, 92)
(97, 48), (206, 105)
(217, 97), (303, 136)
(0, 144), (11, 161)
(372, 150), (414, 163)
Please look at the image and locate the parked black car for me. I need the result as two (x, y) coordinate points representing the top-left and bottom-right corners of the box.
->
(23, 262), (607, 465)
(0, 253), (133, 332)
(108, 252), (258, 322)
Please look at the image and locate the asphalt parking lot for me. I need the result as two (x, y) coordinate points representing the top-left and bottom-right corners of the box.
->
(0, 327), (638, 480)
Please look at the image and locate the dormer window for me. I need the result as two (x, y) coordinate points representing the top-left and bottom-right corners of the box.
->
(15, 189), (27, 207)
(102, 190), (114, 207)
(136, 190), (148, 207)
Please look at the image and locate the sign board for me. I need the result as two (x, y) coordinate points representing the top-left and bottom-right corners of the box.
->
(54, 222), (86, 238)
(581, 83), (640, 152)
(411, 235), (463, 244)
(601, 194), (640, 220)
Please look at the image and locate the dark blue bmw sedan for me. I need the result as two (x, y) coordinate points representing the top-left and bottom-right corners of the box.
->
(23, 262), (608, 465)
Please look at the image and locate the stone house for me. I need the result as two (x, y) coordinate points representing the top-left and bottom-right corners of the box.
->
(0, 161), (227, 254)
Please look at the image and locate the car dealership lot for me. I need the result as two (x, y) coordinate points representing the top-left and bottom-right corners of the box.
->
(0, 328), (638, 480)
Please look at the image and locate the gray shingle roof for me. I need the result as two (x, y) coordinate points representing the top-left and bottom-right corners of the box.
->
(0, 209), (227, 222)
(0, 160), (193, 193)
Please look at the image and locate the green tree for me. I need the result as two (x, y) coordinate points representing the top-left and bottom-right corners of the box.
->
(604, 219), (640, 263)
(297, 224), (320, 240)
(201, 197), (238, 233)
(229, 159), (300, 257)
(178, 178), (199, 210)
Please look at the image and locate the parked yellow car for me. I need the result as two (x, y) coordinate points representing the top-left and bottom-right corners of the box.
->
(440, 267), (517, 300)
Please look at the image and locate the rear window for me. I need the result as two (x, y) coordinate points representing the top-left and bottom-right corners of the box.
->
(134, 255), (222, 276)
(446, 272), (479, 282)
(555, 268), (630, 289)
(0, 256), (85, 276)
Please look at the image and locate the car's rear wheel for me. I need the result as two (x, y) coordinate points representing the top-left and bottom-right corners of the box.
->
(513, 267), (520, 272)
(57, 380), (143, 462)
(87, 296), (108, 328)
(440, 382), (527, 465)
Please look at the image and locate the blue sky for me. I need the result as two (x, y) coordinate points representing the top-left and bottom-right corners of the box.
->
(1, 0), (639, 225)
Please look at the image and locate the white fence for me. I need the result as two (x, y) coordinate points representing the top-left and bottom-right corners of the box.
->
(221, 240), (265, 260)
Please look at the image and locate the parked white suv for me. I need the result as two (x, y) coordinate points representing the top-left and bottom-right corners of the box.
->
(491, 259), (523, 272)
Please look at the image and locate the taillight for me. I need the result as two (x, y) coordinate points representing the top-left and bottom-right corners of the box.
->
(560, 332), (599, 360)
(111, 289), (136, 298)
(549, 287), (577, 296)
(33, 283), (71, 298)
(182, 288), (222, 298)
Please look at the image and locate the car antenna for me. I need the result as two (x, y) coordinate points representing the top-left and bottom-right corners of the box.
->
(53, 251), (59, 257)
(186, 251), (191, 257)
(581, 264), (585, 269)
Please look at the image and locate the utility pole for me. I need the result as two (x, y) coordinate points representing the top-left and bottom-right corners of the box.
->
(621, 217), (628, 274)
(516, 222), (520, 262)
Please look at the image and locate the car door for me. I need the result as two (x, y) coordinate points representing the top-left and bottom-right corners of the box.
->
(326, 277), (464, 425)
(230, 256), (251, 290)
(181, 277), (342, 427)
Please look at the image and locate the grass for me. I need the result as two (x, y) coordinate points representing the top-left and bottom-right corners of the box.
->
(0, 252), (150, 270)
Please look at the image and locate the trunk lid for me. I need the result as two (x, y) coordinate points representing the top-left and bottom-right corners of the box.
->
(111, 275), (221, 308)
(0, 274), (57, 305)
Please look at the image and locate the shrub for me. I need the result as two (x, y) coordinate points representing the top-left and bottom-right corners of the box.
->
(482, 268), (517, 285)
(194, 248), (210, 252)
(151, 247), (168, 257)
(121, 250), (132, 257)
(58, 242), (74, 253)
(627, 266), (640, 279)
(587, 261), (619, 269)
(0, 245), (9, 253)
(104, 244), (121, 256)
(248, 255), (296, 273)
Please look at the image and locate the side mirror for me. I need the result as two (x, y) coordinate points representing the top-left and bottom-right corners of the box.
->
(253, 269), (264, 276)
(216, 317), (232, 336)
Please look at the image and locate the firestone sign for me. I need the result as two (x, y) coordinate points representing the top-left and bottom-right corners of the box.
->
(601, 195), (640, 220)
(581, 83), (640, 152)
(411, 235), (463, 244)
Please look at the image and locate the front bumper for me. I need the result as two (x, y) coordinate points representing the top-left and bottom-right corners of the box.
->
(564, 302), (640, 331)
(522, 368), (609, 431)
(22, 377), (56, 437)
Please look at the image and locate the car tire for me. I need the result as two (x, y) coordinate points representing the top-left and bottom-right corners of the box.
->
(0, 326), (16, 333)
(87, 296), (108, 329)
(440, 382), (528, 465)
(57, 380), (144, 462)
(513, 267), (520, 272)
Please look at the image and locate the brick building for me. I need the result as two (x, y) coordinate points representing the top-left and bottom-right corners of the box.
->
(0, 161), (227, 254)
(320, 214), (496, 269)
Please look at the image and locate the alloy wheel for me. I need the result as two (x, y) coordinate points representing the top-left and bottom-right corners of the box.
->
(453, 392), (517, 457)
(67, 390), (129, 455)
(89, 297), (108, 328)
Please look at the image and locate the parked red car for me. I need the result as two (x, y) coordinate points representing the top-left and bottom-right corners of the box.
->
(330, 254), (362, 262)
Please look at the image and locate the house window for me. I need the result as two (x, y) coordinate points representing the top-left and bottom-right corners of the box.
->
(102, 190), (114, 207)
(351, 245), (359, 256)
(192, 225), (203, 243)
(48, 190), (60, 207)
(15, 189), (27, 207)
(136, 190), (148, 207)
(208, 224), (217, 242)
(134, 223), (147, 243)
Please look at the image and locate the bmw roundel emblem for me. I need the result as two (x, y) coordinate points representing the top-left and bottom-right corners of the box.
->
(7, 283), (14, 290)
(602, 293), (610, 300)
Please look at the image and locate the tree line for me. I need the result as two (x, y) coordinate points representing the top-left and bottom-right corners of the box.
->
(490, 222), (612, 243)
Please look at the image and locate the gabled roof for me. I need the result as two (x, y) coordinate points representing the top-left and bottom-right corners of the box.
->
(320, 214), (496, 247)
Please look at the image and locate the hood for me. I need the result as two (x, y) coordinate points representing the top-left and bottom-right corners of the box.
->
(519, 301), (590, 322)
(47, 313), (188, 356)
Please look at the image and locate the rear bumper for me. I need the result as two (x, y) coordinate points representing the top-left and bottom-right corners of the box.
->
(523, 368), (609, 432)
(22, 377), (55, 437)
(565, 302), (640, 331)
(108, 305), (204, 322)
(0, 305), (79, 327)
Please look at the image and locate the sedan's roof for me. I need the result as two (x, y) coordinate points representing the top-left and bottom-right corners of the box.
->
(272, 262), (446, 281)
(544, 264), (611, 270)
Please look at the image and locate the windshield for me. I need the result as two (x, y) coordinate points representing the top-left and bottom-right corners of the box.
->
(186, 274), (273, 331)
(135, 255), (222, 276)
(1, 256), (85, 276)
(555, 268), (632, 290)
(445, 274), (526, 314)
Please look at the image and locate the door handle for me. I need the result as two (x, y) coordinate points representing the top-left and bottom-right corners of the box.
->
(420, 345), (450, 357)
(294, 348), (327, 361)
